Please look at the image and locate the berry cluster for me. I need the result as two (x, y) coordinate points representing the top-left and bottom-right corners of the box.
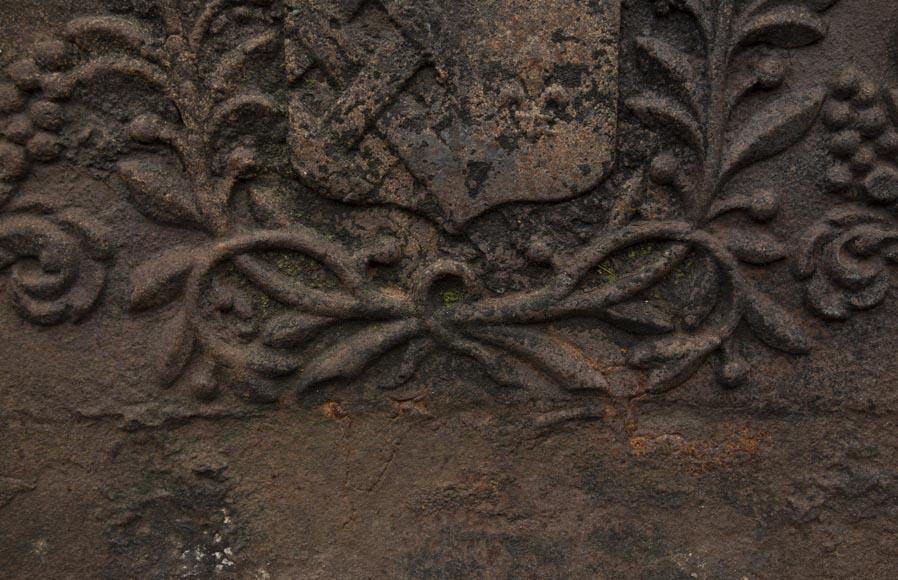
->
(0, 40), (72, 198)
(823, 67), (898, 204)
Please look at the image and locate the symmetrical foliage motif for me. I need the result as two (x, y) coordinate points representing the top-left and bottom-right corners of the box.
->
(1, 0), (897, 404)
(619, 0), (839, 387)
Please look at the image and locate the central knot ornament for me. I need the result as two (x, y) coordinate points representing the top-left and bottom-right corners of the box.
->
(411, 260), (479, 345)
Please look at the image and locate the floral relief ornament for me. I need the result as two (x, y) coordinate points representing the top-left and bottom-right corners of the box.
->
(0, 0), (893, 405)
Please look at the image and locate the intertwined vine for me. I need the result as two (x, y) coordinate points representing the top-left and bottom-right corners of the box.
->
(1, 0), (896, 405)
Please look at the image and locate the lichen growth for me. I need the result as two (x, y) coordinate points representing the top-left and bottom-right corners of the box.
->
(440, 289), (467, 307)
(672, 257), (697, 280)
(257, 293), (272, 317)
(596, 244), (659, 284)
(597, 260), (618, 283)
(627, 243), (655, 260)
(265, 252), (335, 288)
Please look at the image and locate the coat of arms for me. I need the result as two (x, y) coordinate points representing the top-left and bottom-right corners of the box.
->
(287, 0), (620, 229)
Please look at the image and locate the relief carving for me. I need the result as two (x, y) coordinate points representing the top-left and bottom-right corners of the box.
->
(2, 0), (897, 405)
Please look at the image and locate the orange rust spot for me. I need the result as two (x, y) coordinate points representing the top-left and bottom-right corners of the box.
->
(396, 398), (430, 417)
(546, 328), (609, 373)
(380, 286), (409, 301)
(628, 422), (766, 474)
(322, 401), (347, 419)
(629, 436), (650, 457)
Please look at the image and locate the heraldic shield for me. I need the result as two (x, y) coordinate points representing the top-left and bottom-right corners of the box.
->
(286, 0), (620, 230)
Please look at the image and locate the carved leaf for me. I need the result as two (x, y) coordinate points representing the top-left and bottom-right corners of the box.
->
(721, 88), (825, 183)
(737, 5), (827, 49)
(261, 312), (335, 348)
(635, 37), (702, 114)
(118, 159), (203, 227)
(296, 320), (422, 392)
(448, 338), (548, 390)
(628, 333), (721, 391)
(470, 326), (615, 394)
(646, 351), (711, 391)
(725, 232), (787, 264)
(626, 94), (704, 153)
(604, 301), (675, 335)
(158, 309), (196, 388)
(743, 286), (811, 354)
(130, 247), (195, 310)
(231, 253), (345, 310)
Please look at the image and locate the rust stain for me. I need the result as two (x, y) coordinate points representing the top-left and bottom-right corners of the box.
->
(322, 401), (347, 419)
(628, 422), (766, 474)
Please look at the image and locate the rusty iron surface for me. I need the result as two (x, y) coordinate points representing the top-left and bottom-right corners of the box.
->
(1, 0), (897, 578)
